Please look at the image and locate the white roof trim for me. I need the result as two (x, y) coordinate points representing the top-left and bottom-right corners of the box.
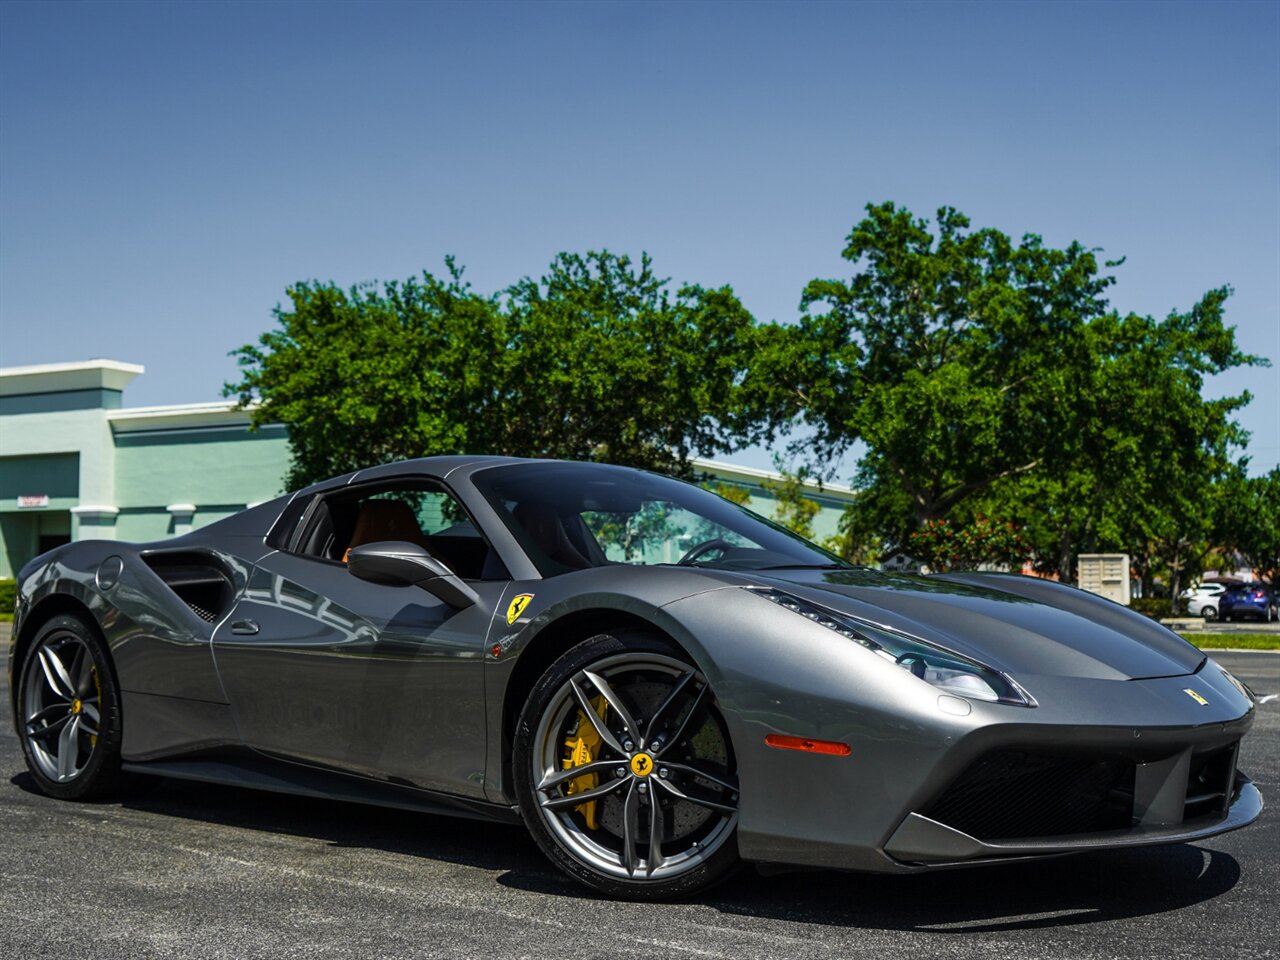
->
(0, 359), (145, 396)
(108, 400), (264, 432)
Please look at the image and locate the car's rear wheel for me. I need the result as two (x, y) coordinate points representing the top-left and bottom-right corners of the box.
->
(1202, 606), (1218, 622)
(17, 613), (124, 800)
(513, 631), (741, 900)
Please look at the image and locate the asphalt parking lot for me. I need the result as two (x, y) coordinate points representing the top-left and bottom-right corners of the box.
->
(1, 629), (1275, 960)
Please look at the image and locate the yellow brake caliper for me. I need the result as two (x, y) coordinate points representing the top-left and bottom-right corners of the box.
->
(562, 695), (609, 830)
(90, 665), (101, 748)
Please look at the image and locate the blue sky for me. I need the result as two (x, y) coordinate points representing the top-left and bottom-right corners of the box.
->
(1, 0), (1276, 477)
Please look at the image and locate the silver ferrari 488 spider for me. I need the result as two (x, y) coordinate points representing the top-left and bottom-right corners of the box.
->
(7, 457), (1262, 898)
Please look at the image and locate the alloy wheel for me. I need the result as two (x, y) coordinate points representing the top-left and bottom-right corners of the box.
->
(530, 652), (738, 882)
(23, 631), (103, 783)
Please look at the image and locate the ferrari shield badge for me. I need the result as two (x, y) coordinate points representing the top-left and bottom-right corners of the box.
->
(507, 593), (534, 625)
(1183, 688), (1209, 706)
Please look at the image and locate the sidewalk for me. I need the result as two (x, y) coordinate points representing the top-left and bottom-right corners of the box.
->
(1160, 617), (1280, 634)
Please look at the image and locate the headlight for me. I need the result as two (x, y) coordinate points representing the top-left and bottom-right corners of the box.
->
(753, 588), (1034, 707)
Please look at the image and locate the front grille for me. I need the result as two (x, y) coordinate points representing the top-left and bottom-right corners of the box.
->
(924, 750), (1135, 841)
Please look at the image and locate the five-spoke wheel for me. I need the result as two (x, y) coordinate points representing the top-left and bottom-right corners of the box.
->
(18, 614), (123, 799)
(515, 632), (740, 899)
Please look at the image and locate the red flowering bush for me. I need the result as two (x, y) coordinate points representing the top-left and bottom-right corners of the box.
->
(907, 517), (1031, 573)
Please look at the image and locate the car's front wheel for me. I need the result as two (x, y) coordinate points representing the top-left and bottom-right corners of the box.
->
(17, 613), (124, 800)
(513, 631), (741, 900)
(1202, 606), (1218, 622)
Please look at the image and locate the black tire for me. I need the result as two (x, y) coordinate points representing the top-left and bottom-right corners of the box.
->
(16, 613), (124, 800)
(1202, 606), (1218, 622)
(513, 630), (741, 900)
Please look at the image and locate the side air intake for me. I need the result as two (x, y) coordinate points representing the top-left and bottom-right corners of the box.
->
(141, 551), (235, 623)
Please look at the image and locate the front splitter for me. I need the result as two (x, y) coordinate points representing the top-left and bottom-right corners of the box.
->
(884, 780), (1263, 866)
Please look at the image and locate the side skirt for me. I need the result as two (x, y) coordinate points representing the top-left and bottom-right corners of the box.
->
(121, 753), (523, 825)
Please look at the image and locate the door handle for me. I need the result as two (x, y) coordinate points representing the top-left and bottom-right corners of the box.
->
(230, 619), (260, 636)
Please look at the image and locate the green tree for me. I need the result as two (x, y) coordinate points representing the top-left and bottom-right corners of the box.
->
(227, 253), (759, 488)
(1100, 295), (1256, 601)
(748, 202), (1264, 587)
(746, 202), (1115, 538)
(821, 502), (884, 565)
(760, 460), (820, 540)
(982, 288), (1260, 596)
(701, 480), (751, 507)
(906, 517), (1031, 573)
(1218, 468), (1280, 588)
(500, 252), (758, 475)
(226, 260), (507, 489)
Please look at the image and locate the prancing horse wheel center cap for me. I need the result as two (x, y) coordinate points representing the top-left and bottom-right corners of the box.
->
(629, 753), (654, 777)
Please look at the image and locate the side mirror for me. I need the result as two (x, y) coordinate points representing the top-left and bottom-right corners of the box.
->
(346, 541), (479, 609)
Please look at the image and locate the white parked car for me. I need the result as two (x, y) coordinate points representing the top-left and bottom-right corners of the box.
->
(1180, 582), (1228, 620)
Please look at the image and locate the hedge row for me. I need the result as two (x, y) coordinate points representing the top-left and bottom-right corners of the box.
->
(0, 579), (15, 621)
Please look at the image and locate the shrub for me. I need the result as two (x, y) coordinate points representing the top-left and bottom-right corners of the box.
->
(907, 517), (1031, 572)
(0, 579), (15, 621)
(1129, 596), (1172, 619)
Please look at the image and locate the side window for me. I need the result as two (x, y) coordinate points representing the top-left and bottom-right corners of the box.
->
(292, 481), (509, 581)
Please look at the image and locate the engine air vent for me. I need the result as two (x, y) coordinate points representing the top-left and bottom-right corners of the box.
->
(141, 552), (235, 624)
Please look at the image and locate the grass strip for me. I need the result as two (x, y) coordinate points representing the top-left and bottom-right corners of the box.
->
(1182, 632), (1280, 651)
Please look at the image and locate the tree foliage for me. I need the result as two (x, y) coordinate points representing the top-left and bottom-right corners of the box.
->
(1217, 468), (1280, 587)
(227, 253), (757, 488)
(980, 287), (1260, 594)
(227, 203), (1271, 599)
(747, 202), (1265, 593)
(760, 460), (820, 540)
(746, 202), (1115, 533)
(907, 517), (1032, 573)
(701, 480), (751, 507)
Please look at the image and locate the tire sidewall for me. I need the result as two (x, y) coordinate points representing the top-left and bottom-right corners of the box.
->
(512, 630), (741, 900)
(17, 613), (123, 800)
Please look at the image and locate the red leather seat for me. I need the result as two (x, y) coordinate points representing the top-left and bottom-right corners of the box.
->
(343, 500), (432, 562)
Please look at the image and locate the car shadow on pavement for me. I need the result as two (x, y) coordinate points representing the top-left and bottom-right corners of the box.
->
(11, 769), (1242, 928)
(497, 841), (1243, 930)
(11, 769), (556, 881)
(709, 843), (1241, 932)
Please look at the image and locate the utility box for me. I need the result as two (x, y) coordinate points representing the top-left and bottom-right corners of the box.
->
(1078, 553), (1131, 605)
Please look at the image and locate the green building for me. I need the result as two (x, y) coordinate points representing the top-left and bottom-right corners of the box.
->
(0, 359), (856, 579)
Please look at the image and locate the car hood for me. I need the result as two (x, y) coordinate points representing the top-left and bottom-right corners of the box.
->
(741, 567), (1205, 681)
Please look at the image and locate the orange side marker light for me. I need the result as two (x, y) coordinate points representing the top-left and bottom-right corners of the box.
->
(764, 734), (851, 757)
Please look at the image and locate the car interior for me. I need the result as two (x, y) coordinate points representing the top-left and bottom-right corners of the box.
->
(295, 484), (509, 580)
(510, 500), (607, 572)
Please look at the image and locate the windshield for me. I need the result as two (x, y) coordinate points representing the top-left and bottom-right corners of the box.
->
(471, 461), (852, 577)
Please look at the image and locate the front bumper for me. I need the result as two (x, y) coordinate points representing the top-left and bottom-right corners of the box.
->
(884, 773), (1262, 867)
(664, 591), (1263, 874)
